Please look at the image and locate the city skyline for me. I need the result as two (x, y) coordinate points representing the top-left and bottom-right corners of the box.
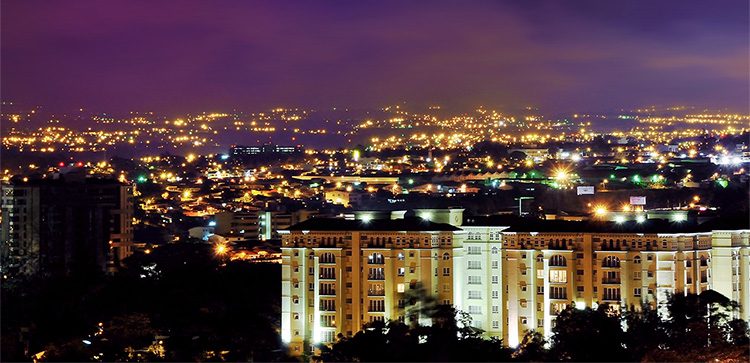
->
(2, 0), (748, 116)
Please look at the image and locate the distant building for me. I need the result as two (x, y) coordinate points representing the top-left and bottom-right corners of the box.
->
(259, 209), (318, 241)
(280, 210), (750, 355)
(231, 144), (302, 156)
(214, 209), (260, 241)
(1, 172), (134, 277)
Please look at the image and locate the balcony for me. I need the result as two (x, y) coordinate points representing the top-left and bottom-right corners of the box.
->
(601, 295), (621, 302)
(602, 277), (621, 284)
(368, 274), (385, 281)
(320, 290), (337, 296)
(368, 289), (386, 296)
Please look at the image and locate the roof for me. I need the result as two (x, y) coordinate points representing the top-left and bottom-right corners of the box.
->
(466, 215), (749, 234)
(287, 217), (460, 232)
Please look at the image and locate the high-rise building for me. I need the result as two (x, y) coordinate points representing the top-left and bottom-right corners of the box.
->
(280, 210), (750, 355)
(1, 172), (134, 277)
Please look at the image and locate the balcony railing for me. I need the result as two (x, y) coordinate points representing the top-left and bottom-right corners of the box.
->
(602, 277), (621, 284)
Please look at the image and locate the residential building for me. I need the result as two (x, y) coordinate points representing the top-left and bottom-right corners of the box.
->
(1, 172), (134, 277)
(280, 210), (750, 355)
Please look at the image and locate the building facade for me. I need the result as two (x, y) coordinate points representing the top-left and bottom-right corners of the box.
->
(280, 211), (750, 355)
(1, 172), (134, 277)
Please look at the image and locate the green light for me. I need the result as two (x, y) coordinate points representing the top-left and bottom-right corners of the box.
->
(408, 179), (414, 185)
(651, 175), (660, 183)
(632, 175), (641, 183)
(137, 175), (147, 183)
(717, 179), (729, 188)
(609, 174), (616, 179)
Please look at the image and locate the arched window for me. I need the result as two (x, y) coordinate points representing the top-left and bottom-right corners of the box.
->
(308, 252), (315, 260)
(700, 256), (708, 266)
(443, 252), (450, 260)
(633, 256), (641, 264)
(602, 256), (620, 268)
(491, 247), (499, 254)
(549, 255), (567, 267)
(320, 253), (335, 264)
(536, 254), (543, 263)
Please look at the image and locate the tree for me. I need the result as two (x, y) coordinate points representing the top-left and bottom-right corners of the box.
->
(549, 303), (627, 361)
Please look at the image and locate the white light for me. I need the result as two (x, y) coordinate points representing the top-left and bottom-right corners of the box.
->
(575, 301), (586, 310)
(208, 221), (216, 227)
(361, 215), (372, 224)
(636, 215), (646, 223)
(614, 215), (626, 224)
(420, 212), (433, 221)
(672, 214), (687, 222)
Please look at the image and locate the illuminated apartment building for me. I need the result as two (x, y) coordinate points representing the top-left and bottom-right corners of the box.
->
(280, 209), (750, 354)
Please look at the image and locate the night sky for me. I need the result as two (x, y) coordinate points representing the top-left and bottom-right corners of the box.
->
(2, 0), (748, 115)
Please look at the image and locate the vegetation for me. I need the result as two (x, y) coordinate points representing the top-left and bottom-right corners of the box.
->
(2, 243), (748, 362)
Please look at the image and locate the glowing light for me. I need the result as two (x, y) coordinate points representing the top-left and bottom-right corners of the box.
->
(593, 205), (608, 217)
(614, 215), (626, 224)
(214, 243), (228, 256)
(635, 215), (646, 223)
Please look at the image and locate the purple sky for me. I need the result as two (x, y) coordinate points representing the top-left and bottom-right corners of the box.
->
(2, 0), (748, 115)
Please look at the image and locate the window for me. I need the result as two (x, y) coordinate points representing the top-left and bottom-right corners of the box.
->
(468, 246), (481, 255)
(634, 271), (642, 280)
(492, 321), (499, 329)
(602, 287), (620, 301)
(633, 256), (641, 264)
(634, 288), (641, 297)
(468, 290), (482, 299)
(320, 253), (336, 263)
(468, 276), (481, 284)
(492, 290), (499, 299)
(443, 253), (450, 260)
(368, 267), (384, 280)
(320, 267), (336, 279)
(492, 261), (499, 269)
(550, 255), (567, 266)
(549, 286), (567, 299)
(537, 285), (544, 294)
(369, 253), (384, 264)
(397, 252), (404, 260)
(321, 299), (336, 311)
(549, 270), (567, 283)
(520, 317), (528, 325)
(491, 275), (499, 284)
(491, 247), (499, 254)
(492, 305), (499, 313)
(647, 271), (653, 278)
(602, 256), (621, 268)
(647, 254), (653, 261)
(468, 306), (482, 314)
(443, 267), (451, 276)
(537, 269), (544, 279)
(468, 261), (482, 270)
(398, 267), (405, 276)
(368, 300), (385, 312)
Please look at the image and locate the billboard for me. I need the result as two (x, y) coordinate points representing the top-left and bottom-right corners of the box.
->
(629, 196), (646, 205)
(576, 186), (595, 195)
